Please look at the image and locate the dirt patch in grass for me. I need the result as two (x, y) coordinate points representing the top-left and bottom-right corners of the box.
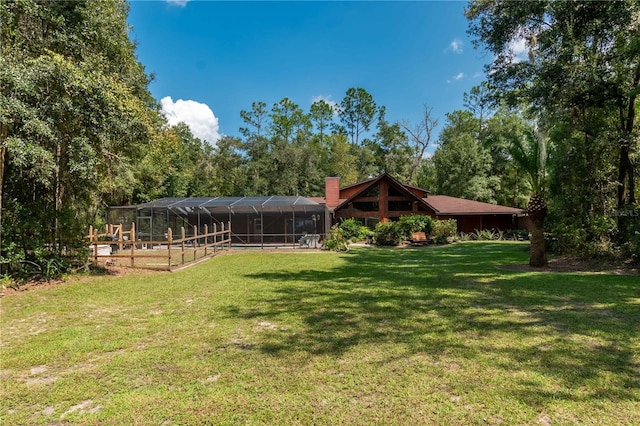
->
(500, 256), (639, 275)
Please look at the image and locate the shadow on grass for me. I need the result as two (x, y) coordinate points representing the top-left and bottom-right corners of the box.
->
(225, 242), (640, 403)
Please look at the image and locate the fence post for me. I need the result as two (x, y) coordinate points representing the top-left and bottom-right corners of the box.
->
(193, 225), (198, 261)
(204, 224), (208, 256)
(181, 227), (185, 266)
(118, 224), (124, 252)
(167, 228), (173, 271)
(88, 225), (94, 264)
(228, 221), (232, 250)
(220, 222), (224, 251)
(93, 229), (98, 265)
(213, 223), (217, 254)
(130, 222), (136, 268)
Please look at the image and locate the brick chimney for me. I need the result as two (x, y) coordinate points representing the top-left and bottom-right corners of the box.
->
(325, 177), (340, 209)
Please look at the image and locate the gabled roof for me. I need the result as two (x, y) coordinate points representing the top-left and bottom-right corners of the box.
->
(333, 173), (433, 212)
(424, 195), (525, 216)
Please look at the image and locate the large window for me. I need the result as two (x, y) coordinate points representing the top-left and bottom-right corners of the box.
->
(388, 201), (412, 211)
(353, 201), (379, 212)
(363, 186), (380, 197)
(388, 186), (403, 197)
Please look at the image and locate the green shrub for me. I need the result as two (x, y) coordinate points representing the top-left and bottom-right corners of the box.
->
(431, 219), (457, 244)
(337, 218), (369, 241)
(621, 230), (640, 264)
(374, 222), (401, 246)
(396, 215), (433, 240)
(458, 232), (474, 241)
(547, 223), (587, 255)
(474, 229), (504, 241)
(0, 242), (76, 282)
(504, 229), (529, 241)
(322, 225), (349, 252)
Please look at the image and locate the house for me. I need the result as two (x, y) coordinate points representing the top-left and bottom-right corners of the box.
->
(106, 173), (527, 247)
(312, 173), (528, 233)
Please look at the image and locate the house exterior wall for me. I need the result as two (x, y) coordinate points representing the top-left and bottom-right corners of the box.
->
(437, 214), (520, 233)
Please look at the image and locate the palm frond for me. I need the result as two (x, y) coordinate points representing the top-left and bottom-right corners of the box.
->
(508, 128), (547, 193)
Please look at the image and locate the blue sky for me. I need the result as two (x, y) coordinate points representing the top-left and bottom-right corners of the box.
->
(127, 1), (494, 150)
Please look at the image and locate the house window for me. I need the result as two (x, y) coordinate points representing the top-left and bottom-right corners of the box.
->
(353, 201), (379, 212)
(388, 201), (412, 211)
(364, 217), (380, 229)
(363, 186), (380, 197)
(388, 186), (403, 197)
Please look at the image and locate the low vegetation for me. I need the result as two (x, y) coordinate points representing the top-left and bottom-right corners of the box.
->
(1, 243), (638, 424)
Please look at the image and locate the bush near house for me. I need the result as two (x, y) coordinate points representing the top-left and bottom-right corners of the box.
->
(396, 215), (434, 241)
(370, 217), (456, 247)
(322, 225), (350, 252)
(337, 218), (369, 242)
(431, 219), (458, 245)
(373, 222), (402, 246)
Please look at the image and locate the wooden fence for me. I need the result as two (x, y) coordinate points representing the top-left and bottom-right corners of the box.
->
(87, 222), (231, 271)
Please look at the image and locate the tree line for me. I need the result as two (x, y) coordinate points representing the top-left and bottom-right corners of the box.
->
(1, 0), (638, 278)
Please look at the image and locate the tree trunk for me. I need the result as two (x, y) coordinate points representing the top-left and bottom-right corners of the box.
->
(617, 62), (639, 208)
(528, 193), (548, 268)
(529, 219), (548, 267)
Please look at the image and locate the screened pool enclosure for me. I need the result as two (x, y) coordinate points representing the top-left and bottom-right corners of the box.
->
(106, 196), (328, 247)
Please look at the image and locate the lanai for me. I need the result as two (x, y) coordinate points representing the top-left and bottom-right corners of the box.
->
(107, 196), (328, 247)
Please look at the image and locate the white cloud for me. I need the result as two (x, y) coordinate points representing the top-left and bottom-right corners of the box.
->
(161, 96), (221, 144)
(446, 72), (464, 84)
(508, 38), (529, 63)
(449, 38), (464, 54)
(165, 0), (191, 6)
(311, 95), (339, 115)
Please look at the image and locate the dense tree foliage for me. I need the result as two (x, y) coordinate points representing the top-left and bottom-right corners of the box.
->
(0, 0), (217, 277)
(422, 103), (533, 208)
(1, 0), (154, 275)
(429, 110), (497, 202)
(467, 0), (640, 262)
(231, 88), (416, 195)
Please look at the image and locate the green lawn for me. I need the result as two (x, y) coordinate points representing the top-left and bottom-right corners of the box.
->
(1, 242), (639, 425)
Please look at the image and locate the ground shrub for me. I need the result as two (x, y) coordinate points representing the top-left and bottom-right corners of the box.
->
(0, 242), (81, 282)
(431, 219), (457, 244)
(547, 223), (587, 255)
(621, 231), (640, 264)
(374, 222), (401, 246)
(396, 214), (433, 241)
(504, 229), (529, 240)
(474, 229), (504, 241)
(549, 217), (619, 259)
(458, 232), (474, 241)
(337, 218), (369, 242)
(322, 225), (349, 251)
(617, 208), (640, 263)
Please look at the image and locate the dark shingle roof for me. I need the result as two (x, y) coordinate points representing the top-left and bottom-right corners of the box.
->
(424, 195), (525, 216)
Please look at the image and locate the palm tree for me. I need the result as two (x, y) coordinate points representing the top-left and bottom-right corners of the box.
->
(509, 128), (548, 267)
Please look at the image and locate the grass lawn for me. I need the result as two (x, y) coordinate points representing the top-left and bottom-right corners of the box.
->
(1, 242), (639, 425)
